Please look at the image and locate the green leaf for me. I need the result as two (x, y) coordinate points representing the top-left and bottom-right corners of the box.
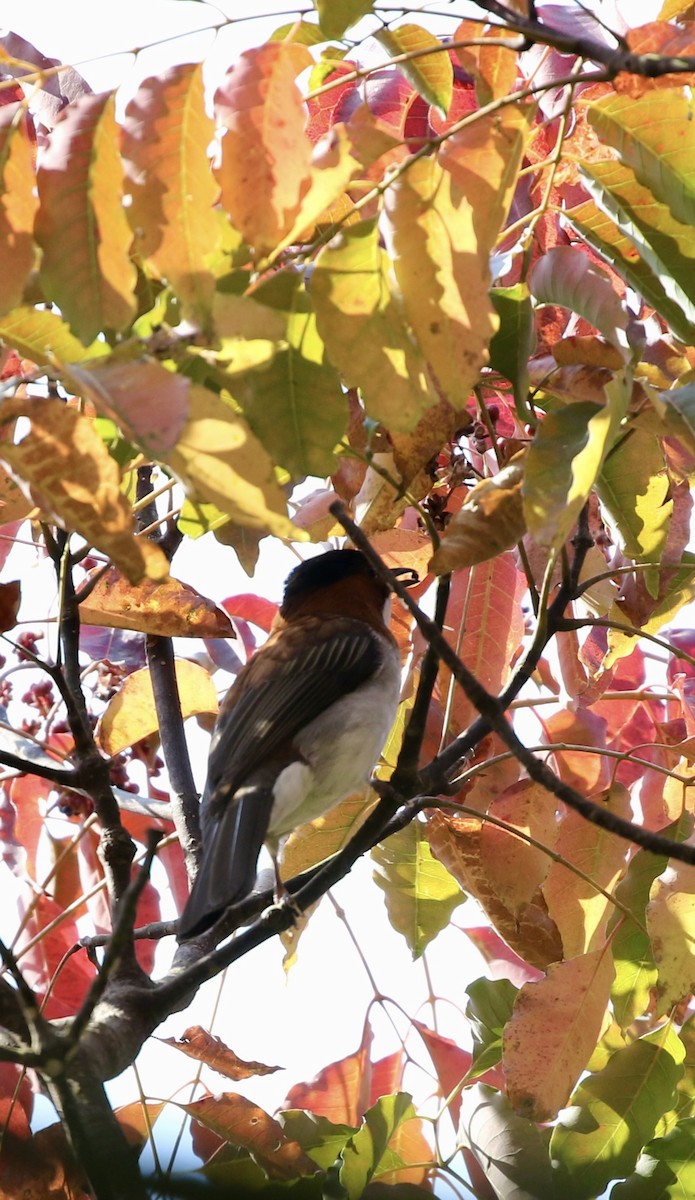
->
(372, 821), (464, 958)
(230, 272), (347, 478)
(576, 159), (695, 337)
(567, 179), (695, 346)
(551, 1024), (686, 1200)
(588, 90), (695, 228)
(338, 1093), (415, 1200)
(608, 844), (665, 1029)
(523, 374), (630, 549)
(612, 1118), (695, 1198)
(311, 220), (437, 432)
(0, 306), (108, 367)
(465, 977), (517, 1078)
(459, 1084), (553, 1197)
(489, 283), (534, 416)
(280, 1109), (357, 1170)
(314, 0), (375, 39)
(271, 19), (327, 45)
(598, 430), (672, 598)
(529, 244), (628, 349)
(375, 23), (453, 115)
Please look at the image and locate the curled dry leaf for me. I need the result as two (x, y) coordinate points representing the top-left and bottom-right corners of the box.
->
(97, 659), (218, 757)
(161, 1025), (281, 1080)
(78, 567), (235, 638)
(429, 457), (526, 573)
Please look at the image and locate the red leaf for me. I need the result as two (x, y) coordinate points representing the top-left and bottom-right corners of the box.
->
(15, 891), (96, 1019)
(221, 593), (278, 634)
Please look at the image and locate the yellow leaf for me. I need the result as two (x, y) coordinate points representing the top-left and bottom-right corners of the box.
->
(97, 659), (218, 756)
(503, 948), (615, 1122)
(270, 124), (361, 260)
(383, 156), (497, 409)
(0, 106), (38, 316)
(375, 23), (453, 116)
(648, 858), (695, 1017)
(166, 384), (304, 540)
(0, 399), (168, 583)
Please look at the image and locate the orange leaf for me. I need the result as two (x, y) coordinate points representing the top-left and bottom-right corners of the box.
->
(616, 22), (695, 95)
(214, 43), (313, 256)
(96, 659), (218, 756)
(35, 92), (136, 343)
(184, 1093), (316, 1180)
(480, 780), (559, 915)
(122, 62), (219, 321)
(79, 567), (234, 637)
(161, 1026), (282, 1080)
(284, 1022), (372, 1126)
(503, 947), (615, 1121)
(0, 105), (38, 316)
(67, 357), (190, 459)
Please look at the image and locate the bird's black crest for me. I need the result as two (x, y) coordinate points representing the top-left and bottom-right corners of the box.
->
(282, 549), (386, 613)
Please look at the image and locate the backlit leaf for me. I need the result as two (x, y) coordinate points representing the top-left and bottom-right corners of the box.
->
(311, 220), (437, 431)
(375, 24), (453, 115)
(383, 156), (496, 410)
(66, 356), (190, 458)
(166, 383), (302, 539)
(648, 857), (695, 1017)
(0, 398), (168, 583)
(184, 1093), (316, 1179)
(97, 659), (218, 756)
(231, 272), (346, 478)
(613, 1118), (695, 1198)
(576, 159), (695, 337)
(0, 306), (108, 368)
(523, 375), (631, 549)
(35, 92), (136, 343)
(458, 1085), (553, 1199)
(503, 948), (615, 1122)
(551, 1024), (685, 1200)
(598, 430), (672, 598)
(214, 43), (313, 257)
(339, 1092), (416, 1198)
(0, 105), (37, 316)
(453, 19), (518, 105)
(314, 0), (375, 39)
(489, 283), (534, 414)
(479, 779), (558, 916)
(588, 90), (695, 229)
(372, 820), (464, 958)
(122, 63), (219, 322)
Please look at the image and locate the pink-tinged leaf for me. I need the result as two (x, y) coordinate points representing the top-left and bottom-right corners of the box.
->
(214, 43), (313, 257)
(414, 1021), (507, 1126)
(122, 63), (219, 322)
(503, 947), (615, 1122)
(220, 593), (278, 633)
(464, 926), (543, 986)
(67, 357), (190, 458)
(284, 1022), (372, 1126)
(438, 553), (526, 735)
(542, 783), (630, 959)
(540, 706), (611, 795)
(530, 245), (628, 350)
(306, 61), (360, 143)
(0, 105), (38, 315)
(14, 891), (97, 1019)
(35, 92), (136, 343)
(480, 780), (559, 915)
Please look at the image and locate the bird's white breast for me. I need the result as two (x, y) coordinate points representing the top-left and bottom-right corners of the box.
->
(268, 634), (401, 843)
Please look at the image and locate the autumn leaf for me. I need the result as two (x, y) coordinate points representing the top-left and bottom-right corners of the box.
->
(161, 1026), (281, 1080)
(96, 659), (218, 756)
(375, 23), (453, 115)
(122, 62), (220, 323)
(35, 92), (136, 343)
(0, 398), (168, 583)
(0, 105), (38, 316)
(78, 567), (235, 637)
(429, 457), (526, 573)
(214, 43), (313, 257)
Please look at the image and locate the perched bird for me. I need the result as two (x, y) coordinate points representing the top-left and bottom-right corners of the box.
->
(177, 548), (402, 940)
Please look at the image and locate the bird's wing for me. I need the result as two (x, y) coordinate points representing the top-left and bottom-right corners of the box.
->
(204, 615), (384, 816)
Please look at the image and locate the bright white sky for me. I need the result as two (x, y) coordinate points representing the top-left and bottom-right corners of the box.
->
(0, 0), (671, 1186)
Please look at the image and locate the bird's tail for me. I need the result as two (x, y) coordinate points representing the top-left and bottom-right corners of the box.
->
(177, 785), (275, 940)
